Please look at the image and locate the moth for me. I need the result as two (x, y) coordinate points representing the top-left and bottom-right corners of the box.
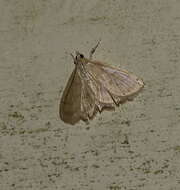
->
(59, 40), (144, 125)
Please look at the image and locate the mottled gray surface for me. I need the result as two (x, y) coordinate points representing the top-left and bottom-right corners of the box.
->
(0, 0), (180, 189)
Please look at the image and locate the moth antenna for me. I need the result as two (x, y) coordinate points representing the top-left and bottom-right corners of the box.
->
(70, 53), (75, 61)
(89, 39), (101, 60)
(70, 53), (77, 65)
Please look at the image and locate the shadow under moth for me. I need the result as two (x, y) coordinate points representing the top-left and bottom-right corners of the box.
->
(59, 40), (144, 125)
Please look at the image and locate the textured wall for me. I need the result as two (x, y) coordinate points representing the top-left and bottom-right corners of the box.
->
(0, 0), (180, 189)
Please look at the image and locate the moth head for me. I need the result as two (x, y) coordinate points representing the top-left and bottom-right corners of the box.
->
(75, 51), (84, 60)
(70, 51), (86, 64)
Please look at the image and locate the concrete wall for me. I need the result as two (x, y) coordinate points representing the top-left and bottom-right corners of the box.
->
(0, 0), (180, 189)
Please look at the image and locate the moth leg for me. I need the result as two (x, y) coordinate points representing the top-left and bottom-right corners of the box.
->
(89, 39), (101, 60)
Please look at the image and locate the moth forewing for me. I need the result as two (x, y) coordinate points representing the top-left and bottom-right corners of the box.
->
(59, 67), (82, 125)
(86, 60), (144, 99)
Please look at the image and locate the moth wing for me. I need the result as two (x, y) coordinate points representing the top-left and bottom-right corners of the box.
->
(59, 67), (82, 125)
(86, 60), (144, 104)
(60, 60), (144, 124)
(59, 66), (112, 124)
(80, 75), (115, 120)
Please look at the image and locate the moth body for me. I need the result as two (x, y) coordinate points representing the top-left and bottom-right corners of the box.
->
(60, 42), (144, 125)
